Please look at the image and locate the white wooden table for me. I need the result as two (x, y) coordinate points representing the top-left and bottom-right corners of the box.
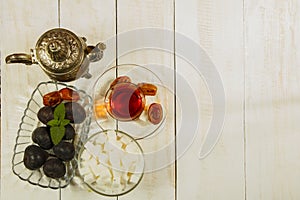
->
(1, 0), (300, 199)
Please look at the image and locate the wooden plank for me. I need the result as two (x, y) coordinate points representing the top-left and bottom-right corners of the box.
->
(176, 0), (245, 199)
(60, 0), (117, 91)
(117, 0), (175, 199)
(0, 1), (59, 200)
(245, 0), (300, 199)
(59, 0), (116, 199)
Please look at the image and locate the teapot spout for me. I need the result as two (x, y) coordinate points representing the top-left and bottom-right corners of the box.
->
(86, 42), (106, 62)
(5, 53), (33, 65)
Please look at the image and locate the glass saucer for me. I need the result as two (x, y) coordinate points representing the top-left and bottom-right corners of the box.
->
(92, 64), (167, 139)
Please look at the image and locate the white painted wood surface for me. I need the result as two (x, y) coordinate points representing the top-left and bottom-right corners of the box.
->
(117, 1), (175, 200)
(176, 0), (245, 199)
(1, 0), (300, 199)
(1, 1), (59, 200)
(245, 0), (300, 199)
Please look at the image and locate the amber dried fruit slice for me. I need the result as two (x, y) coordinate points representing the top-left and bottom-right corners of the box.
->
(59, 88), (80, 102)
(137, 83), (157, 96)
(43, 91), (62, 106)
(110, 76), (131, 88)
(148, 103), (163, 125)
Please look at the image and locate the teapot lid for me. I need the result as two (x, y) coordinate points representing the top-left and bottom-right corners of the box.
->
(34, 28), (85, 74)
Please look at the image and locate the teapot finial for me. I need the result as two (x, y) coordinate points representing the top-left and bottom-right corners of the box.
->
(47, 40), (69, 62)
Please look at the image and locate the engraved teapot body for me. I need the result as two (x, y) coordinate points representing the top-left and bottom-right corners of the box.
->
(6, 28), (105, 82)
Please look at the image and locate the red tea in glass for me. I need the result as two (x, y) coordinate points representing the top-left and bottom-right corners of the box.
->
(105, 82), (145, 121)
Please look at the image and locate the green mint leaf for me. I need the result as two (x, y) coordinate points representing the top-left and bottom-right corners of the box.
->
(60, 119), (70, 127)
(47, 119), (59, 127)
(50, 126), (65, 145)
(54, 103), (65, 121)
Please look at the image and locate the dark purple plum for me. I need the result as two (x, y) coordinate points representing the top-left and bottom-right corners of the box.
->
(43, 158), (66, 178)
(64, 124), (75, 140)
(32, 127), (53, 150)
(37, 106), (54, 124)
(53, 141), (75, 161)
(64, 102), (86, 124)
(23, 145), (48, 170)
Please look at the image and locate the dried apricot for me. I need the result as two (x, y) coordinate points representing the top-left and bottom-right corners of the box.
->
(110, 76), (131, 88)
(137, 83), (157, 96)
(148, 103), (163, 125)
(43, 91), (62, 106)
(59, 88), (80, 102)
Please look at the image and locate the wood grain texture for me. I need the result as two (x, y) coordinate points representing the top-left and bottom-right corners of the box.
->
(0, 1), (58, 200)
(2, 0), (300, 199)
(60, 0), (117, 92)
(59, 0), (116, 199)
(176, 0), (245, 199)
(245, 0), (300, 199)
(117, 0), (175, 199)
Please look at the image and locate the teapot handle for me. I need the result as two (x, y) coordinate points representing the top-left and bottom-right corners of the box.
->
(86, 42), (106, 62)
(5, 53), (33, 65)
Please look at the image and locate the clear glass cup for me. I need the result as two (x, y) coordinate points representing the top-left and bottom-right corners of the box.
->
(105, 82), (146, 121)
(93, 64), (167, 139)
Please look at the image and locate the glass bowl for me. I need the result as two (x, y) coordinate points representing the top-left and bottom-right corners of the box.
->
(92, 64), (167, 139)
(77, 130), (144, 196)
(11, 81), (93, 189)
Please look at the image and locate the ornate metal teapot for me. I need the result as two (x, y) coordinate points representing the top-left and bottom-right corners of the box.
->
(6, 28), (106, 82)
